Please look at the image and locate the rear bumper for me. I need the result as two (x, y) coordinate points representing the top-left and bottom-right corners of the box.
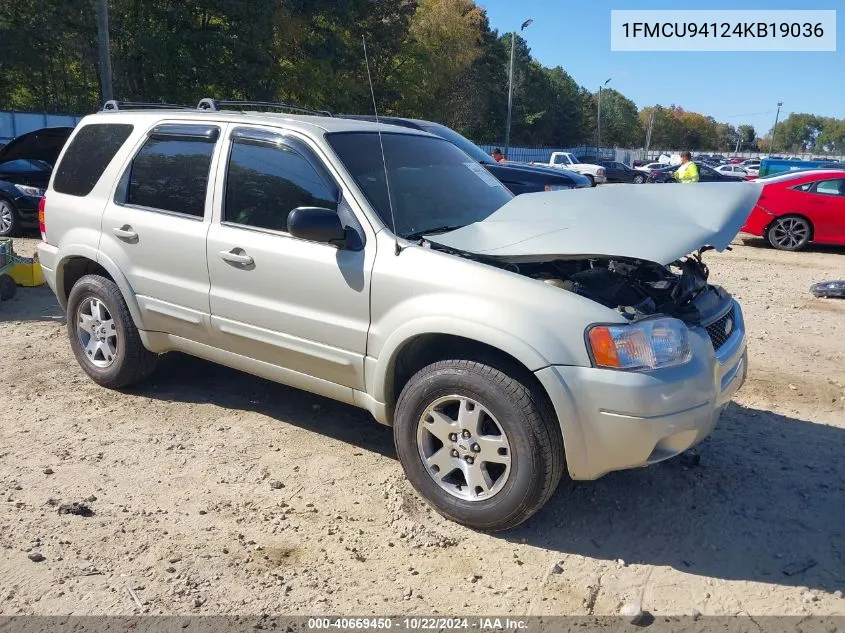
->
(740, 204), (774, 237)
(536, 301), (747, 480)
(36, 242), (59, 298)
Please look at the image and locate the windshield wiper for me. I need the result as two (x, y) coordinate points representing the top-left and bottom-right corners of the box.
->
(402, 224), (467, 241)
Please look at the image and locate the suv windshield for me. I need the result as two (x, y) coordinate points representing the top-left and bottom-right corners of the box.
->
(327, 132), (513, 238)
(416, 122), (493, 164)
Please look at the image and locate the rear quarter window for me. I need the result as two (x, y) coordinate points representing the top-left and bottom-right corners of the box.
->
(52, 123), (134, 197)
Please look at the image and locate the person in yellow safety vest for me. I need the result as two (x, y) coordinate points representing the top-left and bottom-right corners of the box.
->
(673, 151), (700, 183)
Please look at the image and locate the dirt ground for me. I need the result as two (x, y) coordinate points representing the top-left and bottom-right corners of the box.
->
(1, 234), (843, 617)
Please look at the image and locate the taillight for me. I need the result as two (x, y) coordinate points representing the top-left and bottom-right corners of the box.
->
(38, 195), (46, 241)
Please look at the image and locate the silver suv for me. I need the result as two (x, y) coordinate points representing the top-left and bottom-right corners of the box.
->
(38, 102), (757, 531)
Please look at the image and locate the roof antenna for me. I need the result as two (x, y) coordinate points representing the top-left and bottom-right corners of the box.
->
(363, 36), (401, 256)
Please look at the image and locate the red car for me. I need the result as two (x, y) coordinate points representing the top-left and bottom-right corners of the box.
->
(741, 169), (845, 251)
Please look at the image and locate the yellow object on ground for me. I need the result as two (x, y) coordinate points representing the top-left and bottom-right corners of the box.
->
(10, 261), (45, 287)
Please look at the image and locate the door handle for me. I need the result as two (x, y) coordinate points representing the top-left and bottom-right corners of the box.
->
(219, 249), (254, 266)
(112, 225), (138, 240)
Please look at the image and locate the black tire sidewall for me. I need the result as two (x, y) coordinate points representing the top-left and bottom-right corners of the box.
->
(394, 365), (545, 530)
(0, 274), (16, 300)
(66, 276), (130, 384)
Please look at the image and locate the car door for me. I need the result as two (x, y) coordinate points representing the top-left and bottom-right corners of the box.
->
(206, 125), (374, 393)
(600, 162), (619, 182)
(99, 122), (224, 344)
(805, 178), (845, 242)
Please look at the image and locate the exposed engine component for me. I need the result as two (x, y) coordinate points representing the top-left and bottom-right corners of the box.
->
(489, 251), (718, 321)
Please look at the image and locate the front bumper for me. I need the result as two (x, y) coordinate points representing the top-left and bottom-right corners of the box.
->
(12, 193), (40, 226)
(536, 301), (747, 480)
(593, 174), (608, 184)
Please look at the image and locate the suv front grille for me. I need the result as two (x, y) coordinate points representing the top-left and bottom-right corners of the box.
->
(705, 307), (737, 351)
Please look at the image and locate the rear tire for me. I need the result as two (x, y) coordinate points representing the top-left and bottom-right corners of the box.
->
(767, 215), (811, 251)
(66, 274), (157, 388)
(393, 358), (565, 532)
(0, 198), (21, 237)
(633, 174), (645, 184)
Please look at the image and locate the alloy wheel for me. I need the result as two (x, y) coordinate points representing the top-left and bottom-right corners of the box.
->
(76, 297), (119, 368)
(416, 395), (511, 501)
(770, 217), (810, 250)
(0, 202), (13, 235)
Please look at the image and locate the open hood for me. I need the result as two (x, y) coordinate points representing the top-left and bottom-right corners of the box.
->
(0, 127), (73, 167)
(426, 183), (762, 265)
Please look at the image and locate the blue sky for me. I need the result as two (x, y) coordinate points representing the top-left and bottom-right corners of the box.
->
(478, 0), (844, 136)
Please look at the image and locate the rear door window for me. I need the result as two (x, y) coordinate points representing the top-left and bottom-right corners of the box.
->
(52, 123), (134, 197)
(117, 125), (219, 218)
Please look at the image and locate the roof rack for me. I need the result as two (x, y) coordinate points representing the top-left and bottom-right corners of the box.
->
(103, 100), (191, 112)
(196, 98), (332, 117)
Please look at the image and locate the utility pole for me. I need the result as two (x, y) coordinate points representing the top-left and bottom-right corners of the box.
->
(771, 101), (783, 153)
(596, 78), (610, 158)
(97, 0), (114, 103)
(504, 18), (533, 158)
(644, 111), (655, 158)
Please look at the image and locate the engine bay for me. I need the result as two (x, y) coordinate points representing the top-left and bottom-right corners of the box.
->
(490, 250), (729, 323)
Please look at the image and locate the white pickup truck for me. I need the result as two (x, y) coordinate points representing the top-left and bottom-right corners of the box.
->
(533, 152), (606, 186)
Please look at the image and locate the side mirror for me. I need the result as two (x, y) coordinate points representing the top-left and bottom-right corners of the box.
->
(287, 207), (347, 247)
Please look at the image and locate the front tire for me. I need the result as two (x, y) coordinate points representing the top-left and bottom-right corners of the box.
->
(767, 215), (811, 251)
(0, 198), (21, 237)
(393, 359), (565, 532)
(67, 274), (157, 388)
(586, 175), (596, 187)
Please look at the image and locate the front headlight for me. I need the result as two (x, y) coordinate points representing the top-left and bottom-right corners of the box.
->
(596, 168), (605, 176)
(587, 318), (692, 371)
(14, 184), (44, 197)
(544, 184), (571, 191)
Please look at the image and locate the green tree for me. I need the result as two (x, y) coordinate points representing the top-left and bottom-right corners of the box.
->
(737, 124), (757, 151)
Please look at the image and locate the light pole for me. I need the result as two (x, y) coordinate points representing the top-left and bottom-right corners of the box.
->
(771, 102), (783, 153)
(504, 18), (533, 159)
(596, 78), (611, 158)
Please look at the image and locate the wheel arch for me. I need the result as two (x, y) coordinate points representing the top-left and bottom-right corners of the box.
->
(374, 328), (556, 428)
(765, 212), (815, 247)
(56, 249), (144, 328)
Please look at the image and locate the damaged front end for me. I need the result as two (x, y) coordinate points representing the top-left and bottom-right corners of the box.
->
(474, 247), (734, 329)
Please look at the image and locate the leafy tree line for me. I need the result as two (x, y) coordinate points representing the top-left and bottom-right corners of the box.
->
(1, 0), (842, 153)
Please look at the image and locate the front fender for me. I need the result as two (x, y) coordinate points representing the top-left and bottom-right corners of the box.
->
(368, 315), (552, 405)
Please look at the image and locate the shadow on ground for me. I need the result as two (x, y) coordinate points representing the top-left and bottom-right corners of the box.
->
(0, 284), (64, 323)
(738, 236), (845, 255)
(132, 354), (844, 594)
(514, 402), (845, 595)
(136, 352), (395, 459)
